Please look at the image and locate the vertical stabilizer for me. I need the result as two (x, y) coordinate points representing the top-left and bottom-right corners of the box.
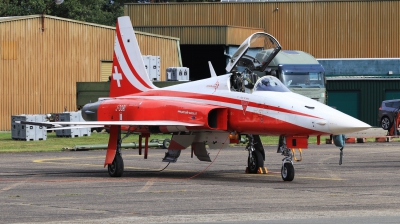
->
(109, 16), (156, 97)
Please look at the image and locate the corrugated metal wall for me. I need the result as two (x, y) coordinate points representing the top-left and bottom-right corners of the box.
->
(125, 1), (400, 58)
(132, 26), (264, 45)
(1, 16), (114, 132)
(327, 79), (400, 126)
(135, 32), (181, 73)
(0, 15), (180, 131)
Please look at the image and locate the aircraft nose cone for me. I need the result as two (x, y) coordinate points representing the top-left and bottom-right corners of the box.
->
(328, 114), (371, 135)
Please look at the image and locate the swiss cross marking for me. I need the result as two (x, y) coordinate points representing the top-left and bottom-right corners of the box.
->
(113, 66), (122, 87)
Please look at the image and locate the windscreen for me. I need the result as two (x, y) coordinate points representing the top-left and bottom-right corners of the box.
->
(253, 76), (290, 92)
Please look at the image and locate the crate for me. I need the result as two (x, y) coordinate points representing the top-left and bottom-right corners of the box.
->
(55, 111), (91, 138)
(143, 55), (161, 81)
(11, 114), (47, 141)
(166, 67), (190, 81)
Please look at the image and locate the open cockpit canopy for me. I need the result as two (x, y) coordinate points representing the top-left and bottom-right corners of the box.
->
(226, 32), (282, 73)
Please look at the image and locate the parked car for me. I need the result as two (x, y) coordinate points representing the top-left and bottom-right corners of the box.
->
(378, 99), (400, 130)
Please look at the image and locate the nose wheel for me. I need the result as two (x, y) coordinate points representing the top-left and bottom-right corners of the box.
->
(278, 136), (295, 181)
(281, 162), (294, 181)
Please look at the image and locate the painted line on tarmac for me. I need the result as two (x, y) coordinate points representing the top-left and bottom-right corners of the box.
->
(137, 178), (154, 192)
(0, 175), (39, 194)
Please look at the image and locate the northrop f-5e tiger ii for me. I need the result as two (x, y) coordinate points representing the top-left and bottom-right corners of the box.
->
(20, 16), (370, 181)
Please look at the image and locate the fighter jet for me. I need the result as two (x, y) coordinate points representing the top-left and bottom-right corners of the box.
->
(20, 16), (370, 181)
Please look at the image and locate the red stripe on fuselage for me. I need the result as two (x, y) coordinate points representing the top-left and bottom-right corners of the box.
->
(119, 89), (322, 119)
(115, 22), (152, 90)
(227, 109), (329, 135)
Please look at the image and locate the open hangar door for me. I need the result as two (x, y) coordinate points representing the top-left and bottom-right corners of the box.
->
(180, 45), (226, 81)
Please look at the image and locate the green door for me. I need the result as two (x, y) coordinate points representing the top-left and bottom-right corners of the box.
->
(327, 91), (359, 119)
(385, 91), (400, 100)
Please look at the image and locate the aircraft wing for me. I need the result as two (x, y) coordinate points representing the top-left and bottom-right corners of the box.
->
(16, 120), (203, 129)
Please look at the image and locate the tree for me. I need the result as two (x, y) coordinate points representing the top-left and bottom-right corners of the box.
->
(0, 0), (124, 26)
(0, 0), (218, 26)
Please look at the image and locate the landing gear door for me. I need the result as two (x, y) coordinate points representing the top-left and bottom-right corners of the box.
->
(194, 132), (230, 149)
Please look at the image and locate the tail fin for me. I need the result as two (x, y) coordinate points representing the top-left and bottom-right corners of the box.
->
(109, 16), (156, 97)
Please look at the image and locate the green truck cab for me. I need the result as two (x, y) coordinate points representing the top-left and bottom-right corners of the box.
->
(255, 50), (326, 104)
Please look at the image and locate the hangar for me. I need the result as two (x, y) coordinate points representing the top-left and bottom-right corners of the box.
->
(125, 1), (400, 79)
(125, 1), (400, 126)
(0, 15), (181, 131)
(1, 1), (400, 130)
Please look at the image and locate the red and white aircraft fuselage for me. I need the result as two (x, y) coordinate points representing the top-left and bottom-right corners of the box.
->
(21, 16), (370, 181)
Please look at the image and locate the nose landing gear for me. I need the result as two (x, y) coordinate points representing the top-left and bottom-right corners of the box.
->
(278, 136), (295, 181)
(281, 159), (294, 181)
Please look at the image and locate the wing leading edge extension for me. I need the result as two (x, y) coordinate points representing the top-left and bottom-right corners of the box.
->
(17, 120), (203, 129)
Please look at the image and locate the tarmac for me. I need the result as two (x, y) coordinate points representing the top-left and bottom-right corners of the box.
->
(1, 137), (400, 223)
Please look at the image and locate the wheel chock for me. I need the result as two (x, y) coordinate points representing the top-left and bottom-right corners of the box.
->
(245, 167), (268, 174)
(257, 167), (268, 174)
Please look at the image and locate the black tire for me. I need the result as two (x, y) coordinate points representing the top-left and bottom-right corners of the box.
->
(281, 163), (295, 181)
(162, 139), (171, 149)
(108, 154), (124, 177)
(247, 150), (264, 174)
(381, 117), (392, 130)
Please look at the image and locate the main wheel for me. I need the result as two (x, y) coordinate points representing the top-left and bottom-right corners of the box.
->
(247, 150), (264, 174)
(162, 139), (171, 149)
(381, 117), (392, 130)
(108, 153), (124, 177)
(281, 163), (295, 181)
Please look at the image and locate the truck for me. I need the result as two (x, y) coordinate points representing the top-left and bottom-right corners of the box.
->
(254, 50), (326, 104)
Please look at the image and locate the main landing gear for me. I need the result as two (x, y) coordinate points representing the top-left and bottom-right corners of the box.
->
(246, 135), (266, 174)
(107, 126), (124, 177)
(278, 136), (295, 181)
(108, 152), (124, 177)
(106, 126), (154, 177)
